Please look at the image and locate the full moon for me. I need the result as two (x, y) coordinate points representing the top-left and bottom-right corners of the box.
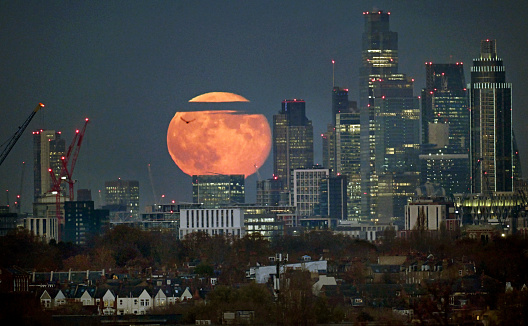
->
(167, 93), (271, 178)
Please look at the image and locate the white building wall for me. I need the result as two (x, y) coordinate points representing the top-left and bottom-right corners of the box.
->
(293, 168), (330, 216)
(180, 208), (244, 238)
(405, 204), (446, 230)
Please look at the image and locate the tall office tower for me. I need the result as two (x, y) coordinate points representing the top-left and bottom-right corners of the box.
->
(335, 110), (362, 219)
(359, 10), (421, 223)
(469, 40), (513, 193)
(273, 99), (314, 190)
(292, 167), (329, 217)
(422, 63), (468, 148)
(33, 130), (65, 201)
(104, 179), (140, 220)
(322, 124), (336, 173)
(256, 177), (282, 206)
(318, 174), (348, 220)
(192, 174), (245, 208)
(420, 63), (470, 195)
(332, 87), (350, 125)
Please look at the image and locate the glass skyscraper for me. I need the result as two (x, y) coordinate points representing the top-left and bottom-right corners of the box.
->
(192, 174), (245, 208)
(273, 99), (314, 190)
(420, 63), (470, 195)
(469, 40), (513, 194)
(359, 10), (420, 224)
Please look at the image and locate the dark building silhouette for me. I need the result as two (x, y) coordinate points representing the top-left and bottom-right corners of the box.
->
(273, 99), (314, 190)
(318, 175), (348, 220)
(64, 201), (109, 245)
(469, 40), (513, 193)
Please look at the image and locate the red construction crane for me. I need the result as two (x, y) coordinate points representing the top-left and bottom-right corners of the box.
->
(61, 118), (89, 201)
(47, 118), (89, 240)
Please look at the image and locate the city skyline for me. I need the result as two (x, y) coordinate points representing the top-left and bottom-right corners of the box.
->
(1, 1), (527, 213)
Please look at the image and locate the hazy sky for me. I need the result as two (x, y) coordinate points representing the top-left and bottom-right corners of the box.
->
(1, 1), (527, 212)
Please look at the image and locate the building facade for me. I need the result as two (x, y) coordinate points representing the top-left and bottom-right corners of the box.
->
(63, 201), (109, 245)
(192, 174), (245, 208)
(33, 130), (65, 201)
(317, 175), (348, 220)
(421, 63), (469, 195)
(179, 208), (244, 238)
(292, 167), (329, 217)
(104, 179), (140, 220)
(359, 10), (420, 224)
(273, 99), (314, 190)
(469, 40), (513, 194)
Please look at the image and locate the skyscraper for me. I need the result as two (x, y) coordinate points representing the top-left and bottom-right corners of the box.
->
(192, 174), (245, 208)
(359, 10), (420, 223)
(335, 111), (362, 219)
(469, 40), (513, 193)
(273, 99), (314, 190)
(33, 130), (65, 201)
(420, 63), (470, 195)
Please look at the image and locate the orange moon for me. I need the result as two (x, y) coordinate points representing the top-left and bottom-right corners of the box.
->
(167, 95), (271, 178)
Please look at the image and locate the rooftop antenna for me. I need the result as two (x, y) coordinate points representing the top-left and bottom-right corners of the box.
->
(332, 60), (335, 88)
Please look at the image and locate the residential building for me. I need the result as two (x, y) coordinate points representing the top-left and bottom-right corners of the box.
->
(192, 174), (244, 208)
(469, 40), (513, 194)
(292, 167), (329, 217)
(273, 99), (314, 190)
(63, 201), (109, 245)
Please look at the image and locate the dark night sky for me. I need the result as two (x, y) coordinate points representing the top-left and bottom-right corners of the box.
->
(1, 1), (527, 212)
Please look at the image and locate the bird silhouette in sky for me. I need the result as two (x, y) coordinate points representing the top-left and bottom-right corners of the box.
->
(180, 117), (195, 124)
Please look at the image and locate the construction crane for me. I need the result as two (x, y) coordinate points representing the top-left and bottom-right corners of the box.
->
(60, 118), (89, 201)
(47, 118), (89, 240)
(148, 163), (158, 205)
(0, 103), (44, 166)
(14, 161), (26, 214)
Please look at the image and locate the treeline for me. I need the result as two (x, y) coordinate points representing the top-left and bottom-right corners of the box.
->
(2, 226), (528, 287)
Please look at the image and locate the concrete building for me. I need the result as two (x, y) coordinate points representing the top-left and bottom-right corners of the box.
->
(179, 208), (244, 238)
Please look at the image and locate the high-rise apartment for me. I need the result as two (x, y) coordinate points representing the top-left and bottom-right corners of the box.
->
(292, 167), (329, 217)
(273, 99), (314, 190)
(469, 40), (513, 193)
(359, 10), (420, 224)
(33, 130), (65, 201)
(192, 174), (245, 208)
(104, 179), (140, 220)
(420, 63), (470, 195)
